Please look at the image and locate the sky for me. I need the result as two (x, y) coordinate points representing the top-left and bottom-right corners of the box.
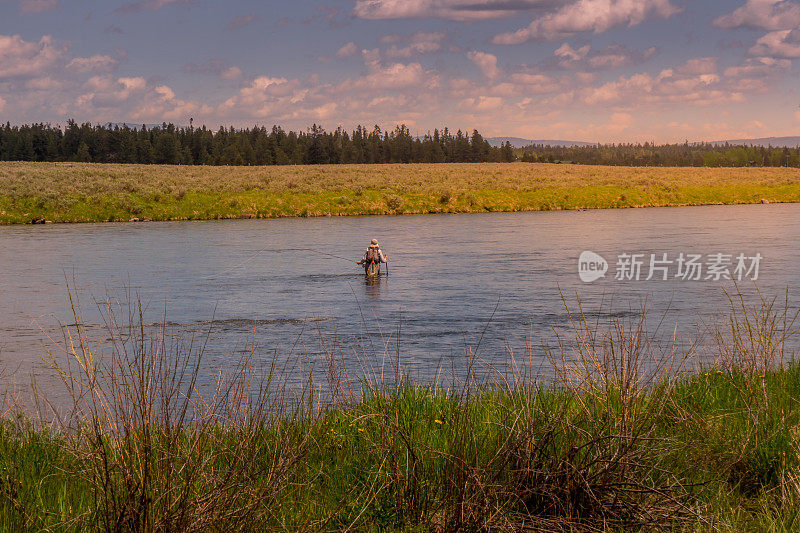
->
(0, 0), (799, 143)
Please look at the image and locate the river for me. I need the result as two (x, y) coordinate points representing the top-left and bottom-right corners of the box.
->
(1, 203), (799, 404)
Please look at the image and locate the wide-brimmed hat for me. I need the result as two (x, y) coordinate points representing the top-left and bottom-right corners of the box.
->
(370, 239), (379, 246)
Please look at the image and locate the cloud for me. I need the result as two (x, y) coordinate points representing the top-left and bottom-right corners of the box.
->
(459, 95), (504, 112)
(115, 0), (192, 14)
(468, 51), (501, 79)
(66, 54), (120, 74)
(229, 76), (291, 102)
(749, 29), (800, 57)
(77, 75), (146, 108)
(581, 59), (738, 108)
(217, 76), (309, 119)
(130, 87), (214, 122)
(380, 31), (446, 59)
(221, 66), (244, 80)
(493, 0), (682, 43)
(723, 56), (791, 78)
(507, 72), (562, 93)
(70, 74), (213, 123)
(302, 5), (347, 27)
(183, 58), (244, 79)
(549, 42), (658, 70)
(336, 41), (359, 58)
(154, 85), (174, 100)
(352, 0), (555, 21)
(676, 57), (717, 75)
(713, 0), (800, 31)
(0, 34), (65, 79)
(554, 43), (590, 61)
(228, 14), (257, 30)
(340, 61), (430, 92)
(20, 0), (58, 13)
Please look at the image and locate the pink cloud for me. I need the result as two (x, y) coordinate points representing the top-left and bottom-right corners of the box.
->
(723, 56), (791, 77)
(507, 72), (562, 93)
(749, 29), (800, 57)
(713, 0), (800, 31)
(115, 0), (192, 14)
(76, 75), (146, 110)
(550, 43), (658, 70)
(467, 51), (500, 79)
(228, 14), (257, 30)
(335, 42), (359, 58)
(20, 0), (58, 13)
(183, 58), (243, 79)
(581, 63), (741, 109)
(0, 34), (65, 79)
(381, 31), (446, 59)
(340, 62), (429, 92)
(353, 0), (551, 21)
(217, 76), (306, 119)
(493, 0), (682, 44)
(66, 54), (119, 74)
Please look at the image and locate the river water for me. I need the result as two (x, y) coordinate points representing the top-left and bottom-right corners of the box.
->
(1, 204), (799, 403)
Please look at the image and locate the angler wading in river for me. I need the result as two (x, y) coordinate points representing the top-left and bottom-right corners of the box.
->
(356, 239), (388, 277)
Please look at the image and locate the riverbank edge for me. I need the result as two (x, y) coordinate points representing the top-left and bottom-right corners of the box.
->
(2, 184), (799, 225)
(0, 362), (798, 530)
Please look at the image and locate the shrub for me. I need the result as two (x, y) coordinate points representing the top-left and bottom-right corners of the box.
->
(385, 193), (403, 211)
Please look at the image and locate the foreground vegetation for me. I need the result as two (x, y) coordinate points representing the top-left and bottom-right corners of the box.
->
(0, 292), (799, 531)
(3, 161), (800, 224)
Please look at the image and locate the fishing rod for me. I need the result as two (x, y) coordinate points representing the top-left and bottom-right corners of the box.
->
(200, 247), (351, 279)
(312, 250), (355, 263)
(200, 247), (382, 279)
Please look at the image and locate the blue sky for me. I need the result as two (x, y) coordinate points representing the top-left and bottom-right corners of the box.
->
(1, 0), (799, 142)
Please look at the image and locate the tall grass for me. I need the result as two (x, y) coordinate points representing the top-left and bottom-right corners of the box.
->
(40, 297), (310, 531)
(0, 289), (798, 530)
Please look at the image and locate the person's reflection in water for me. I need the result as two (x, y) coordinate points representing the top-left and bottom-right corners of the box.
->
(364, 274), (384, 298)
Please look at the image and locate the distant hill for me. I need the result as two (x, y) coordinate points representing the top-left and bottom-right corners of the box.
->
(486, 137), (594, 148)
(704, 136), (800, 148)
(488, 135), (800, 148)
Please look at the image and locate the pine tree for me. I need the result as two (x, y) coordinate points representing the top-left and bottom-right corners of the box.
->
(75, 142), (92, 162)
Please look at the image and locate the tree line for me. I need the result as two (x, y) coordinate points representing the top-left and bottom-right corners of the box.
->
(3, 120), (798, 167)
(519, 142), (800, 167)
(0, 121), (515, 165)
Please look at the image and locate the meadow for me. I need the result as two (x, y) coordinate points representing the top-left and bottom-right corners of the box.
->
(0, 292), (798, 531)
(2, 161), (800, 224)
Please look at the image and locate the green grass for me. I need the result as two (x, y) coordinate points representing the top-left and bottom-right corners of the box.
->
(1, 365), (799, 531)
(2, 161), (800, 224)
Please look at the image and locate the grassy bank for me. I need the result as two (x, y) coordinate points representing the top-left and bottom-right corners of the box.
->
(2, 161), (800, 224)
(0, 293), (799, 531)
(2, 367), (800, 531)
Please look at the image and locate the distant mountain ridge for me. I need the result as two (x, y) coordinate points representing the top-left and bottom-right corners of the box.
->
(704, 136), (800, 148)
(488, 135), (800, 148)
(486, 137), (594, 148)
